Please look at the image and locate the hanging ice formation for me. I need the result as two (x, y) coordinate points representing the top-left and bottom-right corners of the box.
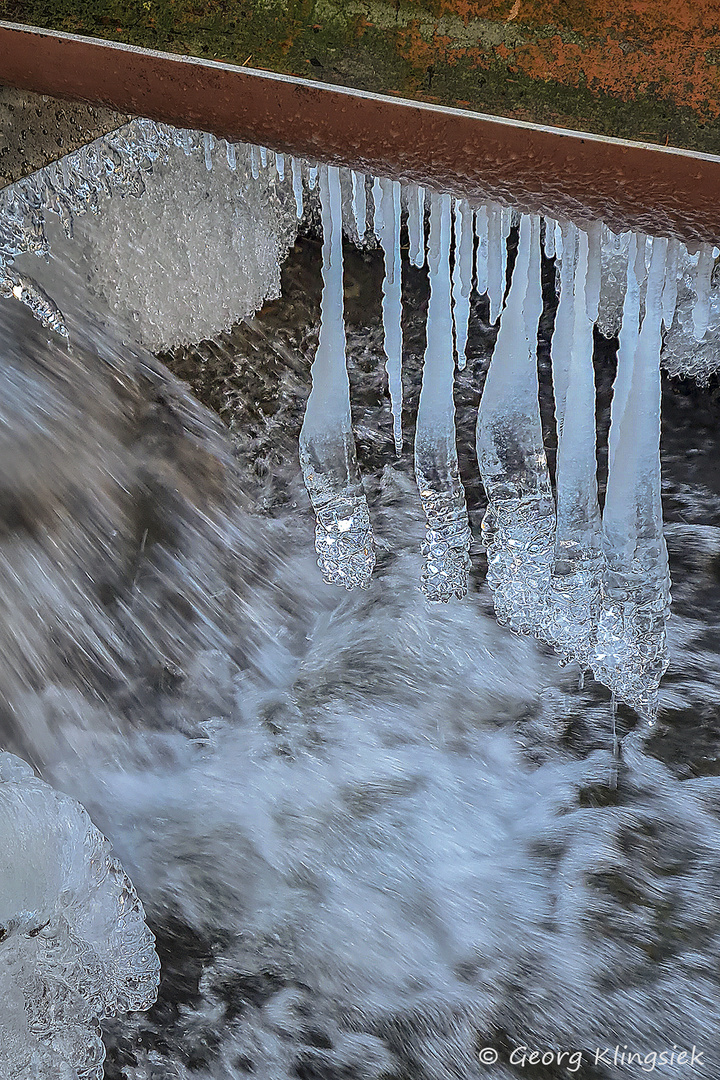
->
(4, 120), (717, 715)
(414, 192), (472, 602)
(475, 213), (555, 634)
(543, 226), (603, 670)
(592, 236), (671, 721)
(372, 176), (404, 455)
(451, 197), (473, 369)
(0, 751), (159, 1080)
(298, 165), (376, 589)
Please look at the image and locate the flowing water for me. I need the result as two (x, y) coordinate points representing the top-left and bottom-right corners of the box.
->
(1, 127), (720, 1080)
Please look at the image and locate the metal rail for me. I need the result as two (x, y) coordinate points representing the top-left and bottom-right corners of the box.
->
(1, 21), (719, 244)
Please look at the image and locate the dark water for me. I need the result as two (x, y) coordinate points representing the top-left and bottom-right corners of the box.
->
(1, 189), (720, 1080)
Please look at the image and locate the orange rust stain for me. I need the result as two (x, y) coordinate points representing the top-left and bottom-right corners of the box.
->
(395, 0), (720, 119)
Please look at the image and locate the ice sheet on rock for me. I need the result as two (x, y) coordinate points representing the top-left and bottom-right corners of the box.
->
(476, 213), (555, 634)
(415, 192), (471, 602)
(300, 165), (375, 590)
(405, 183), (426, 269)
(542, 229), (602, 669)
(372, 176), (404, 454)
(0, 751), (159, 1080)
(451, 198), (473, 370)
(0, 120), (298, 349)
(593, 236), (671, 721)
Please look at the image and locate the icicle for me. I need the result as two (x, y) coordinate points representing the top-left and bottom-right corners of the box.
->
(661, 237), (680, 330)
(372, 176), (404, 455)
(308, 165), (318, 190)
(415, 191), (471, 602)
(543, 228), (602, 668)
(693, 242), (713, 341)
(203, 132), (215, 172)
(275, 152), (286, 182)
(299, 165), (375, 590)
(1, 267), (68, 338)
(406, 184), (426, 269)
(451, 197), (473, 370)
(250, 145), (260, 180)
(259, 146), (268, 169)
(474, 205), (488, 297)
(551, 221), (578, 433)
(593, 235), (671, 721)
(225, 140), (236, 171)
(476, 214), (554, 635)
(486, 204), (505, 323)
(543, 216), (556, 260)
(584, 220), (602, 323)
(291, 157), (304, 220)
(351, 170), (367, 241)
(607, 233), (641, 474)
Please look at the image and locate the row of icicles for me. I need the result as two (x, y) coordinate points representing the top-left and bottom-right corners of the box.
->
(301, 165), (672, 723)
(0, 124), (702, 720)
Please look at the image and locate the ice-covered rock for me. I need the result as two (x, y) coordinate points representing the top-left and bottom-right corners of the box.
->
(0, 751), (159, 1080)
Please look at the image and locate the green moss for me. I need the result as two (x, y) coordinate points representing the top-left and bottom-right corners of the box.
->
(2, 0), (720, 153)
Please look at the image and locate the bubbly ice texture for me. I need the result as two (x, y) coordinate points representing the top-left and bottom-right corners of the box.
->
(543, 228), (602, 668)
(0, 752), (159, 1080)
(0, 119), (299, 350)
(593, 235), (671, 721)
(415, 192), (471, 602)
(372, 176), (404, 455)
(299, 165), (375, 590)
(476, 213), (555, 634)
(662, 244), (720, 383)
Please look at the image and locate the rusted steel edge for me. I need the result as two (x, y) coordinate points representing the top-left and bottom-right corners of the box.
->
(1, 21), (719, 245)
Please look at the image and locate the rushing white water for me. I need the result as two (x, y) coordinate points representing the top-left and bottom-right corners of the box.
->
(593, 235), (671, 720)
(0, 751), (159, 1080)
(6, 144), (720, 1080)
(476, 213), (555, 634)
(451, 197), (473, 370)
(299, 165), (375, 589)
(414, 191), (471, 602)
(372, 176), (404, 455)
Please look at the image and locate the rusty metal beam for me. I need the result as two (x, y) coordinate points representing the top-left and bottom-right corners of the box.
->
(1, 21), (719, 245)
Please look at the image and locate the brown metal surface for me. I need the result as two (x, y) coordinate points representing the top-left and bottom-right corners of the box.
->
(1, 20), (720, 245)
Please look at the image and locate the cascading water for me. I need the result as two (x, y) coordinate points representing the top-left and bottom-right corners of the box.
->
(2, 112), (720, 1080)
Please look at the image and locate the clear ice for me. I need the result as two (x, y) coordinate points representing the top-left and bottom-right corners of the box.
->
(372, 175), (404, 454)
(415, 191), (471, 602)
(543, 227), (602, 669)
(451, 197), (473, 370)
(592, 235), (671, 721)
(299, 165), (376, 590)
(406, 183), (426, 269)
(0, 751), (159, 1080)
(476, 213), (555, 634)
